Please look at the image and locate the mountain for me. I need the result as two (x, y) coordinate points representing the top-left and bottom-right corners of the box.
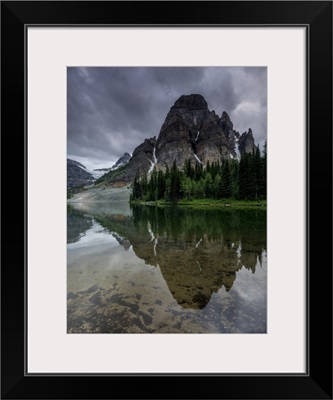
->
(95, 139), (156, 187)
(93, 152), (131, 174)
(238, 128), (256, 155)
(67, 159), (95, 187)
(97, 94), (257, 187)
(92, 206), (265, 309)
(110, 152), (132, 170)
(68, 152), (132, 188)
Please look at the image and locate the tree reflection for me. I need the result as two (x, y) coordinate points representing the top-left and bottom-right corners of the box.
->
(93, 205), (266, 309)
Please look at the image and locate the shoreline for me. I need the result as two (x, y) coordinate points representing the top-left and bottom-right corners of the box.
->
(129, 199), (266, 209)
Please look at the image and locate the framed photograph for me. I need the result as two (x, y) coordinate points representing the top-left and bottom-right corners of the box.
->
(1, 1), (332, 399)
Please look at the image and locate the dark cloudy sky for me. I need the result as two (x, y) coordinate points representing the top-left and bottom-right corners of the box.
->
(68, 67), (267, 170)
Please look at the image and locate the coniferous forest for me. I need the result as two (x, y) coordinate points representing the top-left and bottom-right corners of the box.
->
(130, 143), (266, 203)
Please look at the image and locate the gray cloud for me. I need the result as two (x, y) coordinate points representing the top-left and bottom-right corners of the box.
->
(68, 67), (267, 170)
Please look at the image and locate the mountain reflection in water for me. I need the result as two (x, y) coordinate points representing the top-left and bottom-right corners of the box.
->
(67, 203), (266, 333)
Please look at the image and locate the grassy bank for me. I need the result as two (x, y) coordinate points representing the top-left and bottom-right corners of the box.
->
(130, 198), (266, 209)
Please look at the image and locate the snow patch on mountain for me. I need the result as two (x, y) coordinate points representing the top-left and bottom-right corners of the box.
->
(194, 153), (203, 164)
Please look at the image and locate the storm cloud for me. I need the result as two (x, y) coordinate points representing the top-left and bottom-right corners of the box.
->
(67, 67), (267, 170)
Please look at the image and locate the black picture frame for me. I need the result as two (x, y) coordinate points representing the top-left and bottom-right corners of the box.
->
(1, 1), (332, 399)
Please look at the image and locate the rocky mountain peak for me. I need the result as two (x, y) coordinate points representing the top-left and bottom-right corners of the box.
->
(110, 152), (131, 170)
(96, 94), (260, 186)
(96, 137), (157, 187)
(132, 136), (156, 158)
(238, 129), (256, 155)
(220, 111), (233, 130)
(156, 94), (238, 168)
(171, 94), (208, 111)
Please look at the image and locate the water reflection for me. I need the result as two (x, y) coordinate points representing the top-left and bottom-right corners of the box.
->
(95, 205), (266, 309)
(67, 203), (266, 333)
(67, 205), (93, 243)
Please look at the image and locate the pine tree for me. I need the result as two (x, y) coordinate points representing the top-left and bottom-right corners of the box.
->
(148, 168), (158, 201)
(239, 153), (250, 199)
(253, 146), (262, 200)
(141, 174), (148, 201)
(230, 159), (239, 199)
(157, 170), (166, 200)
(170, 160), (181, 202)
(262, 140), (267, 199)
(205, 172), (213, 197)
(184, 159), (194, 179)
(131, 144), (266, 203)
(132, 173), (142, 200)
(220, 159), (231, 198)
(194, 162), (203, 181)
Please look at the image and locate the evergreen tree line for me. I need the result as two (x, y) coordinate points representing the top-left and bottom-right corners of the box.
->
(130, 143), (266, 203)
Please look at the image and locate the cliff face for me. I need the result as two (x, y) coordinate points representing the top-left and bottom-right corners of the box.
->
(238, 128), (256, 155)
(155, 94), (239, 168)
(99, 94), (257, 186)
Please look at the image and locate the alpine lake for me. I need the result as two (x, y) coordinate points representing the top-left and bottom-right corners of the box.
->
(67, 197), (267, 334)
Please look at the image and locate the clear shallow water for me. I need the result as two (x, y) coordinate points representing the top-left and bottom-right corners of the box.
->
(67, 203), (267, 333)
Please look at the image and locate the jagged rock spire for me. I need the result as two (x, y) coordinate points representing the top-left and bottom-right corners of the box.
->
(98, 94), (258, 186)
